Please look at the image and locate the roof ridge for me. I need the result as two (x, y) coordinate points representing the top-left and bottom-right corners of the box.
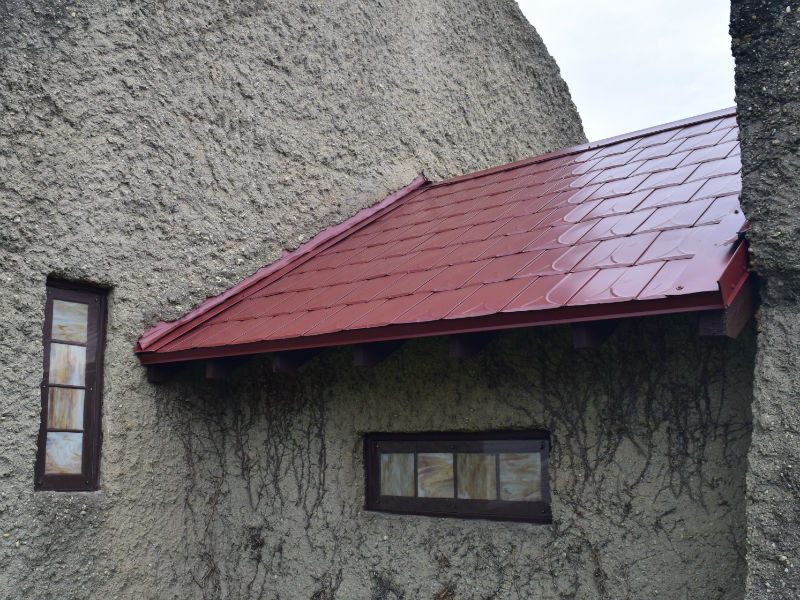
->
(431, 107), (738, 189)
(135, 174), (428, 351)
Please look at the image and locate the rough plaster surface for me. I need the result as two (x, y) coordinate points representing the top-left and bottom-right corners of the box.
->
(730, 2), (800, 597)
(67, 320), (758, 599)
(0, 0), (591, 597)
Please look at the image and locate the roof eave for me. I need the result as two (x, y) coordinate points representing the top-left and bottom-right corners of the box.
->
(136, 290), (730, 366)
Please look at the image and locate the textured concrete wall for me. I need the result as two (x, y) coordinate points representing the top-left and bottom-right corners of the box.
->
(104, 318), (753, 599)
(730, 2), (800, 598)
(0, 0), (590, 597)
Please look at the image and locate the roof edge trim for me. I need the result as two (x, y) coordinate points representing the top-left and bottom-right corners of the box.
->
(433, 107), (737, 189)
(136, 173), (429, 352)
(137, 291), (727, 365)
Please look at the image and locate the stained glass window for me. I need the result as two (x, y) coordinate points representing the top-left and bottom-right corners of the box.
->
(365, 431), (550, 523)
(35, 281), (107, 491)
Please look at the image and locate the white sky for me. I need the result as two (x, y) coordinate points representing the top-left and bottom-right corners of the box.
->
(517, 1), (735, 142)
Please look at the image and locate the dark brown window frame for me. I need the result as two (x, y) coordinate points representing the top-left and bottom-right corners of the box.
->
(364, 430), (551, 524)
(35, 280), (107, 492)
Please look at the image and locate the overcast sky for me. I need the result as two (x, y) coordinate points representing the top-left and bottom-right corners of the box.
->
(517, 1), (735, 142)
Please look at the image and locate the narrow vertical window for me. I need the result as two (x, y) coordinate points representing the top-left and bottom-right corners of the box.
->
(35, 281), (107, 491)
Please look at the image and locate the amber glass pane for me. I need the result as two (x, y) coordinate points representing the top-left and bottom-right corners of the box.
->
(417, 453), (454, 498)
(457, 453), (497, 500)
(47, 388), (85, 430)
(499, 453), (542, 501)
(44, 432), (83, 474)
(52, 300), (88, 343)
(380, 453), (414, 497)
(48, 343), (86, 386)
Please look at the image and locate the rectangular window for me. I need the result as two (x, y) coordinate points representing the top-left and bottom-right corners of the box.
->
(35, 280), (107, 491)
(364, 431), (551, 523)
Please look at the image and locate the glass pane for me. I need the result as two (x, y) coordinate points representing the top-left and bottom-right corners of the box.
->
(48, 343), (86, 386)
(417, 453), (454, 498)
(45, 432), (83, 474)
(457, 453), (497, 500)
(47, 388), (84, 430)
(499, 453), (542, 501)
(380, 453), (414, 497)
(52, 300), (88, 343)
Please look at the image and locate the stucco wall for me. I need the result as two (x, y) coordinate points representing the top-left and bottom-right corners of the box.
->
(730, 2), (800, 598)
(121, 318), (752, 599)
(0, 0), (591, 597)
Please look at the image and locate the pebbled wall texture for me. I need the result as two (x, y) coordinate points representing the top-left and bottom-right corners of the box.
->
(731, 2), (800, 598)
(0, 0), (760, 598)
(0, 0), (583, 597)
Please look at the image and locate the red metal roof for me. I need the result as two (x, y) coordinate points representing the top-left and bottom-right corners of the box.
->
(136, 108), (748, 365)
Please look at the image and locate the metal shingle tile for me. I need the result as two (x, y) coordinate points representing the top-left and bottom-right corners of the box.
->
(442, 238), (502, 265)
(358, 253), (421, 280)
(590, 174), (649, 200)
(636, 229), (699, 264)
(686, 155), (741, 182)
(637, 260), (693, 299)
(630, 138), (684, 160)
(676, 119), (719, 137)
(419, 260), (493, 292)
(677, 140), (738, 166)
(567, 262), (663, 305)
(631, 151), (692, 175)
(587, 161), (646, 185)
(375, 235), (434, 259)
(590, 138), (640, 158)
(446, 278), (535, 319)
(396, 286), (481, 323)
(478, 232), (545, 258)
(232, 313), (302, 344)
(584, 190), (652, 219)
(515, 242), (598, 277)
(300, 282), (362, 311)
(692, 174), (741, 200)
(380, 267), (447, 298)
(673, 129), (729, 153)
(219, 293), (296, 321)
(525, 221), (597, 251)
(635, 164), (699, 191)
(593, 147), (644, 170)
(635, 198), (715, 233)
(305, 299), (387, 336)
(348, 293), (432, 329)
(269, 306), (347, 339)
(720, 128), (739, 144)
(504, 270), (598, 311)
(465, 253), (540, 284)
(457, 219), (512, 243)
(559, 183), (604, 205)
(319, 262), (372, 286)
(629, 129), (680, 150)
(336, 274), (406, 305)
(635, 180), (706, 210)
(712, 116), (738, 131)
(574, 232), (659, 270)
(494, 212), (553, 236)
(578, 210), (655, 243)
(695, 195), (743, 226)
(564, 200), (603, 223)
